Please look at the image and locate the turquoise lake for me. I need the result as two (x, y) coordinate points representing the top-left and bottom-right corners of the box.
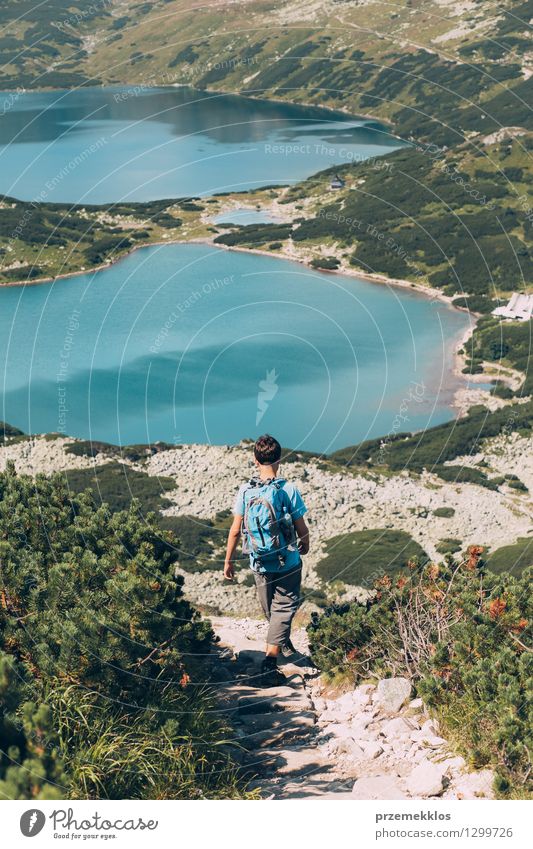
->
(0, 86), (470, 451)
(0, 244), (469, 452)
(0, 86), (404, 203)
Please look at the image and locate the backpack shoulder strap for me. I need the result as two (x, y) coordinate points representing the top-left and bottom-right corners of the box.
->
(273, 480), (293, 513)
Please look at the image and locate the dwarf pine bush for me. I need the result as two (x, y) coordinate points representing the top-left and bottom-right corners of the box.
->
(0, 465), (245, 800)
(308, 549), (532, 796)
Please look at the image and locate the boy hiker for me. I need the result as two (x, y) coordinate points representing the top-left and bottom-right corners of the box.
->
(224, 434), (310, 687)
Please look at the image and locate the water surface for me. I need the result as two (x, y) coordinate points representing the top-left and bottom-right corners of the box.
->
(210, 208), (282, 226)
(0, 244), (469, 452)
(0, 86), (405, 203)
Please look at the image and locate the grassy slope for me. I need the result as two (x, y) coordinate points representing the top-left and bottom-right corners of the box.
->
(0, 195), (205, 283)
(214, 138), (533, 304)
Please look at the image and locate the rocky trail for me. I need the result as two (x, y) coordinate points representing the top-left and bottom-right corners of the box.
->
(210, 617), (494, 801)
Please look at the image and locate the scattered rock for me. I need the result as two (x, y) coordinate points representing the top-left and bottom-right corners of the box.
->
(382, 716), (412, 738)
(411, 729), (446, 747)
(211, 617), (498, 801)
(405, 760), (447, 797)
(374, 678), (412, 714)
(449, 769), (495, 800)
(352, 775), (408, 800)
(438, 755), (467, 772)
(336, 738), (365, 759)
(361, 740), (384, 760)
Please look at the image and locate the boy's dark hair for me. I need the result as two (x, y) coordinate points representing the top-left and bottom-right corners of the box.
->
(254, 434), (281, 465)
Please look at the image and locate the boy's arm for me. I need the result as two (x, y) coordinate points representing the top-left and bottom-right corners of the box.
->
(224, 515), (242, 580)
(294, 516), (310, 555)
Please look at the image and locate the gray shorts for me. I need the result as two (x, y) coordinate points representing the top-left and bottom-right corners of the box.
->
(253, 564), (302, 646)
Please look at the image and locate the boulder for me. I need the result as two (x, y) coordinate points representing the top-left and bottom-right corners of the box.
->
(421, 718), (439, 736)
(424, 735), (446, 748)
(352, 775), (408, 800)
(410, 728), (446, 747)
(374, 677), (412, 714)
(334, 691), (361, 716)
(438, 755), (466, 772)
(353, 684), (374, 706)
(405, 760), (447, 797)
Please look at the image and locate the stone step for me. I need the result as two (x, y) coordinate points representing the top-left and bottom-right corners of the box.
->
(238, 687), (312, 715)
(268, 780), (355, 799)
(239, 711), (317, 749)
(256, 744), (330, 778)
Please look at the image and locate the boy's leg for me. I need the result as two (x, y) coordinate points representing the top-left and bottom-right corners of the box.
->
(254, 570), (275, 651)
(254, 572), (281, 657)
(253, 572), (286, 685)
(265, 566), (302, 650)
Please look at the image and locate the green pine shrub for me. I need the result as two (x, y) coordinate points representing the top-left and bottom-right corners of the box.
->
(308, 548), (532, 796)
(432, 507), (455, 518)
(435, 538), (463, 554)
(0, 466), (247, 800)
(310, 256), (340, 270)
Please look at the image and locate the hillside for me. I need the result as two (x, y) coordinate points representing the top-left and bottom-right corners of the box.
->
(1, 413), (531, 616)
(2, 1), (531, 150)
(212, 139), (533, 310)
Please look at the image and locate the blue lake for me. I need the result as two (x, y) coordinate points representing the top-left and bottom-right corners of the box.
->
(0, 86), (405, 203)
(0, 244), (469, 452)
(210, 208), (282, 226)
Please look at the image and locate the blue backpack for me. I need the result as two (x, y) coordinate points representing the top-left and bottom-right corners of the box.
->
(241, 479), (297, 571)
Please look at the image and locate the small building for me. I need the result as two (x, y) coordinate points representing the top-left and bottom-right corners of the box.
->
(330, 174), (345, 190)
(492, 293), (533, 322)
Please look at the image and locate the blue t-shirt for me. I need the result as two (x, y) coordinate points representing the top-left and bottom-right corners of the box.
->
(233, 477), (307, 572)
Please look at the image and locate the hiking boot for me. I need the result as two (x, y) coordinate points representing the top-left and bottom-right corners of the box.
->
(280, 639), (314, 668)
(259, 657), (286, 688)
(280, 639), (298, 659)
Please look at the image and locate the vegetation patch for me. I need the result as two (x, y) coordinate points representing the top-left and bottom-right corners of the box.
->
(433, 507), (455, 518)
(308, 548), (532, 797)
(466, 316), (533, 395)
(331, 401), (533, 473)
(159, 511), (233, 573)
(316, 529), (428, 586)
(0, 466), (246, 799)
(436, 538), (463, 555)
(486, 537), (533, 576)
(63, 462), (176, 515)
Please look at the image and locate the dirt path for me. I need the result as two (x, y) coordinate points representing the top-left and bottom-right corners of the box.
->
(211, 617), (353, 799)
(210, 617), (495, 801)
